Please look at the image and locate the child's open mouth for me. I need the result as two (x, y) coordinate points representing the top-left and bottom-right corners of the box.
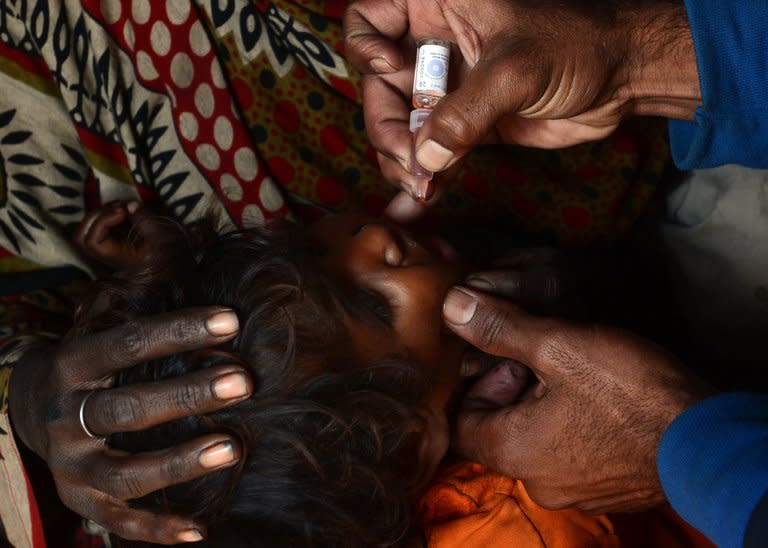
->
(456, 349), (537, 408)
(463, 358), (531, 407)
(445, 351), (536, 421)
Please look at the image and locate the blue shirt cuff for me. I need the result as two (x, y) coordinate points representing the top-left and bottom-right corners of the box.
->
(658, 393), (768, 548)
(668, 0), (768, 169)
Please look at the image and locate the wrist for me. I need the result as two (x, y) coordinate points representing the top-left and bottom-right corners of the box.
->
(618, 2), (701, 120)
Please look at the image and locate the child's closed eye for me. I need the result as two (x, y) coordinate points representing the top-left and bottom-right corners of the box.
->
(357, 287), (394, 326)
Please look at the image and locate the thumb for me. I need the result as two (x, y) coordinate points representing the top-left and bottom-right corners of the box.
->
(443, 287), (562, 380)
(415, 54), (532, 172)
(467, 268), (563, 305)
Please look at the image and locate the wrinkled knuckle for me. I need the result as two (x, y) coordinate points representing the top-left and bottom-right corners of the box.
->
(475, 310), (511, 351)
(162, 451), (193, 483)
(102, 393), (146, 430)
(432, 102), (476, 148)
(170, 316), (201, 345)
(345, 33), (376, 63)
(341, 7), (362, 37)
(115, 320), (147, 360)
(94, 463), (140, 500)
(172, 383), (207, 414)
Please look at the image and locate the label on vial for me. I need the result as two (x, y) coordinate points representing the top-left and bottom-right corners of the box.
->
(413, 44), (449, 95)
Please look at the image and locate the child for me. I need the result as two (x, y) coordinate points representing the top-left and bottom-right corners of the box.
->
(73, 204), (714, 548)
(74, 203), (471, 547)
(76, 204), (720, 548)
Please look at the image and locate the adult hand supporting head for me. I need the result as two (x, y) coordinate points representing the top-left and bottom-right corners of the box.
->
(443, 287), (713, 514)
(8, 307), (252, 544)
(344, 0), (699, 222)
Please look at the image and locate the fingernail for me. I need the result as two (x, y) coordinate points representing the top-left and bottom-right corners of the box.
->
(205, 310), (239, 336)
(414, 178), (432, 202)
(199, 442), (236, 468)
(126, 201), (140, 214)
(177, 529), (204, 543)
(370, 56), (399, 73)
(443, 287), (478, 325)
(466, 277), (494, 292)
(417, 139), (454, 172)
(212, 372), (249, 400)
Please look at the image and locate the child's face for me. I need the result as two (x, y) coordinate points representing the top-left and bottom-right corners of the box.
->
(310, 213), (470, 485)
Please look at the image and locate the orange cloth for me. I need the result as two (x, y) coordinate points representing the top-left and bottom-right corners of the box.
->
(418, 461), (714, 548)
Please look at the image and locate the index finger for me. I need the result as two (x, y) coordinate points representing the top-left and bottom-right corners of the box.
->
(362, 70), (414, 172)
(62, 307), (239, 382)
(86, 495), (207, 545)
(343, 0), (408, 73)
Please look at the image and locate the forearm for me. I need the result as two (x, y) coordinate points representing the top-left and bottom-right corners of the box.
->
(619, 2), (701, 121)
(652, 0), (768, 168)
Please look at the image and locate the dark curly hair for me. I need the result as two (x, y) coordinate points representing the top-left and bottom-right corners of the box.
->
(74, 217), (429, 547)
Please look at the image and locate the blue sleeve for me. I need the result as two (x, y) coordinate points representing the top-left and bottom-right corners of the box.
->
(657, 393), (768, 548)
(667, 0), (768, 169)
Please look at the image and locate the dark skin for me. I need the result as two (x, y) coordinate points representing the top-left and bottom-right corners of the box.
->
(343, 0), (700, 221)
(8, 203), (255, 544)
(344, 0), (716, 507)
(8, 309), (252, 544)
(7, 200), (717, 533)
(8, 202), (569, 544)
(444, 286), (715, 514)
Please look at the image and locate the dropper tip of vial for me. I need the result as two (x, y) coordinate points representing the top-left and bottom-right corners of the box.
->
(410, 109), (434, 182)
(415, 178), (434, 202)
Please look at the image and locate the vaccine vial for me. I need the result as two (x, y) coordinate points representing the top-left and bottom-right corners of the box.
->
(412, 39), (450, 109)
(409, 108), (433, 200)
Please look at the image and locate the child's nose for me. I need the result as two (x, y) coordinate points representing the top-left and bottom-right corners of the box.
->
(357, 223), (405, 267)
